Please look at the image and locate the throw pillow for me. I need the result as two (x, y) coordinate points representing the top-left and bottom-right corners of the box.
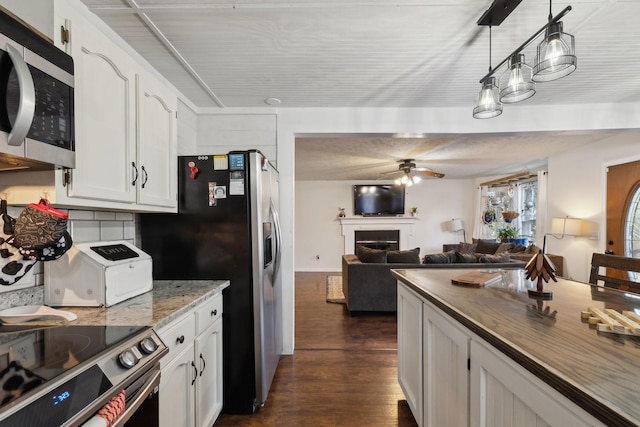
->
(457, 242), (477, 254)
(511, 244), (527, 253)
(357, 246), (387, 263)
(423, 250), (456, 264)
(475, 239), (502, 254)
(478, 253), (510, 263)
(455, 251), (479, 263)
(495, 242), (515, 254)
(525, 244), (541, 254)
(387, 247), (420, 264)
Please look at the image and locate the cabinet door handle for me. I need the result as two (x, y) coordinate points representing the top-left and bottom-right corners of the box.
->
(199, 353), (206, 376)
(132, 162), (139, 186)
(141, 165), (148, 188)
(211, 309), (217, 317)
(176, 335), (185, 344)
(191, 361), (197, 385)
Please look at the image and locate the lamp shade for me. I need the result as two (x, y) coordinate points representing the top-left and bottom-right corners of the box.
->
(551, 217), (582, 236)
(473, 77), (503, 119)
(532, 21), (577, 82)
(446, 218), (464, 232)
(499, 53), (536, 103)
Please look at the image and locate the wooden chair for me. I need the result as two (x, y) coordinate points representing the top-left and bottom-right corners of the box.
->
(588, 253), (640, 293)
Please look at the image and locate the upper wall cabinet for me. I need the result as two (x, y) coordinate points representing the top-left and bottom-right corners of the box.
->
(60, 2), (138, 204)
(0, 0), (177, 212)
(136, 72), (177, 208)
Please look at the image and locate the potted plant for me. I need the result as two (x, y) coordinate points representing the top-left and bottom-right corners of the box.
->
(497, 225), (519, 243)
(410, 207), (418, 217)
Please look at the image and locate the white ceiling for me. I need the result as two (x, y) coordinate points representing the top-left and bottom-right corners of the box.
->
(79, 0), (640, 180)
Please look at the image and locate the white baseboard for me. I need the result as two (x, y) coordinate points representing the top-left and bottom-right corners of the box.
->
(295, 267), (341, 273)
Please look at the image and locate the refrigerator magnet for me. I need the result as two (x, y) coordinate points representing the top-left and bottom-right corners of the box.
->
(208, 182), (217, 206)
(214, 186), (227, 199)
(229, 171), (245, 195)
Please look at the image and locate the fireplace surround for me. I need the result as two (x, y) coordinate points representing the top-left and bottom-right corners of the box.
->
(338, 217), (418, 254)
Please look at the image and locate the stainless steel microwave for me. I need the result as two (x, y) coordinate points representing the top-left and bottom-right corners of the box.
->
(0, 8), (75, 171)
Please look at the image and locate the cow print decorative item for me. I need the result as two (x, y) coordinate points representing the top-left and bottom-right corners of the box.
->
(0, 200), (37, 286)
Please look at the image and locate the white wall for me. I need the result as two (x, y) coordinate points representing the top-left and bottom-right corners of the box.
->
(295, 179), (474, 271)
(547, 136), (640, 282)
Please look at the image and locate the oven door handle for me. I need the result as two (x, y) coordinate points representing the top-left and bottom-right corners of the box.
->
(5, 44), (35, 147)
(111, 367), (161, 427)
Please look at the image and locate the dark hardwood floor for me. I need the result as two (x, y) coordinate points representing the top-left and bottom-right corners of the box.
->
(214, 272), (418, 426)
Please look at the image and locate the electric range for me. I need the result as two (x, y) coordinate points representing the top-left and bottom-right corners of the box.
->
(0, 324), (167, 426)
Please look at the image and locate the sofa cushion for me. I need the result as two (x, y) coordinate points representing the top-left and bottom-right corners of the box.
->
(387, 247), (421, 264)
(478, 253), (511, 263)
(475, 239), (502, 254)
(423, 250), (456, 264)
(455, 251), (479, 263)
(356, 246), (387, 263)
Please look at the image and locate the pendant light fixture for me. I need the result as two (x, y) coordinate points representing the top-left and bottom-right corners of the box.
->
(473, 26), (503, 119)
(499, 53), (536, 103)
(532, 20), (577, 82)
(472, 1), (575, 118)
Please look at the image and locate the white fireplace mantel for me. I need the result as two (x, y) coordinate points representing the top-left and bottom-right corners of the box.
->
(339, 216), (419, 254)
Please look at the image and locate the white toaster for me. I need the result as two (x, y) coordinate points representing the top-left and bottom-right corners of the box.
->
(44, 240), (152, 307)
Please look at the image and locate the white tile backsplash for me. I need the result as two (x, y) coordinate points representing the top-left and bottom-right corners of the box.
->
(94, 211), (116, 221)
(100, 221), (124, 241)
(70, 220), (101, 242)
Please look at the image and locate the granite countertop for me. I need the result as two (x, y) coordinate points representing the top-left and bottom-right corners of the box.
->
(392, 268), (640, 427)
(0, 280), (229, 332)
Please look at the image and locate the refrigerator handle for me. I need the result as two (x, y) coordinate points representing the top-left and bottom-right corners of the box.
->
(270, 200), (282, 282)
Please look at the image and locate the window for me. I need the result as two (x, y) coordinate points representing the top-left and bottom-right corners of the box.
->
(624, 184), (640, 262)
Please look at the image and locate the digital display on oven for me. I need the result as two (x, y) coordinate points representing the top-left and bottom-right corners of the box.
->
(0, 365), (112, 427)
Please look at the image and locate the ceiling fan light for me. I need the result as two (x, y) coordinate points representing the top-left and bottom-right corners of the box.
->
(413, 175), (421, 184)
(532, 21), (576, 82)
(499, 53), (536, 103)
(473, 77), (503, 119)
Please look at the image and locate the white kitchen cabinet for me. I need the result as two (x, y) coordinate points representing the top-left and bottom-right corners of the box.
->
(469, 340), (605, 427)
(157, 293), (223, 427)
(56, 0), (138, 204)
(423, 303), (469, 427)
(397, 283), (423, 425)
(195, 319), (223, 427)
(0, 0), (177, 212)
(397, 281), (604, 427)
(136, 72), (177, 208)
(159, 341), (196, 427)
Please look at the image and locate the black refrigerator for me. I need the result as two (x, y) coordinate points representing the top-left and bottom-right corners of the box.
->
(140, 150), (282, 414)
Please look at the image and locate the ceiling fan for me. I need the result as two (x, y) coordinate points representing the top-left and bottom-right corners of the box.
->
(381, 159), (445, 185)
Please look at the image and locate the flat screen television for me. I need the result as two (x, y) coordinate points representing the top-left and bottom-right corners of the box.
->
(353, 184), (405, 216)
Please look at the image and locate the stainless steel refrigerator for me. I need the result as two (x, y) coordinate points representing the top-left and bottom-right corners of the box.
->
(140, 150), (282, 414)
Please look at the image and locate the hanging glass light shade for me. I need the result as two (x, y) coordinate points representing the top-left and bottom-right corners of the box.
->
(473, 77), (503, 119)
(532, 21), (576, 82)
(499, 53), (536, 103)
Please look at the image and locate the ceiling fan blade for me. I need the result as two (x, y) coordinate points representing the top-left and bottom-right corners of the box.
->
(416, 170), (445, 178)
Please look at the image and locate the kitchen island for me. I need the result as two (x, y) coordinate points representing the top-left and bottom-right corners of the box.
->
(393, 268), (640, 427)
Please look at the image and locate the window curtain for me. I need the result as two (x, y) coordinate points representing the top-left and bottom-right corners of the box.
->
(536, 170), (548, 246)
(473, 186), (486, 240)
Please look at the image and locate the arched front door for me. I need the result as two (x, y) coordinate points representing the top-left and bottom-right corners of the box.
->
(606, 160), (640, 280)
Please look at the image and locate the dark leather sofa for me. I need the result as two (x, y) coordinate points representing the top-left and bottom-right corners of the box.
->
(341, 254), (525, 315)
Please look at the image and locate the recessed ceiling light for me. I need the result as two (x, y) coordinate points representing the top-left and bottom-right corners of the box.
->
(265, 97), (281, 105)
